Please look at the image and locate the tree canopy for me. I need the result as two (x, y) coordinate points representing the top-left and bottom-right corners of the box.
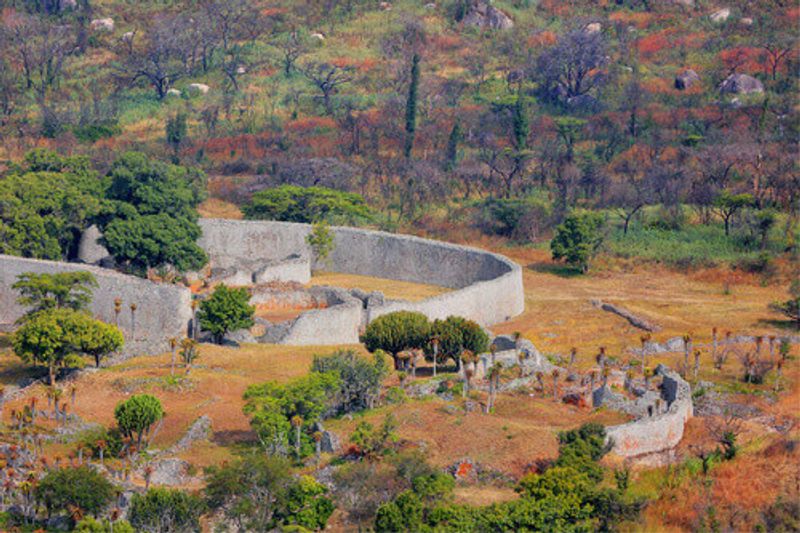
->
(197, 284), (255, 344)
(243, 185), (374, 225)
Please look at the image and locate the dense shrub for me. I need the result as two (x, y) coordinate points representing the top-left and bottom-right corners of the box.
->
(311, 349), (388, 413)
(360, 311), (431, 369)
(244, 372), (340, 456)
(243, 185), (374, 225)
(36, 467), (116, 525)
(114, 394), (164, 450)
(476, 194), (554, 242)
(129, 488), (205, 533)
(205, 454), (334, 531)
(426, 316), (489, 365)
(197, 284), (255, 344)
(551, 211), (605, 273)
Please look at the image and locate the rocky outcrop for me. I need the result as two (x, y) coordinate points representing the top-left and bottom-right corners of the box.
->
(90, 18), (114, 32)
(462, 1), (513, 30)
(77, 225), (114, 267)
(718, 73), (764, 95)
(710, 7), (730, 23)
(675, 69), (700, 90)
(170, 415), (212, 453)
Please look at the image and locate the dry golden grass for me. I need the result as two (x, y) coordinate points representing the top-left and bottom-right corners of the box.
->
(452, 485), (518, 506)
(493, 247), (793, 368)
(197, 198), (243, 220)
(309, 271), (451, 302)
(325, 393), (628, 476)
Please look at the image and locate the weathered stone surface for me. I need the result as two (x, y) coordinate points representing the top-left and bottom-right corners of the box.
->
(591, 299), (661, 332)
(187, 83), (210, 95)
(320, 430), (341, 453)
(166, 88), (182, 97)
(462, 1), (513, 30)
(78, 225), (113, 266)
(147, 458), (192, 486)
(0, 255), (192, 358)
(606, 366), (693, 458)
(171, 415), (212, 452)
(718, 73), (764, 95)
(675, 69), (700, 90)
(90, 18), (114, 31)
(198, 219), (525, 345)
(584, 22), (601, 34)
(710, 7), (730, 23)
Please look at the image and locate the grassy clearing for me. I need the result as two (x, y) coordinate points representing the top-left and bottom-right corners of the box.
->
(308, 271), (451, 301)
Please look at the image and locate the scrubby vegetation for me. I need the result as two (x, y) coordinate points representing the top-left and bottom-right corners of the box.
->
(0, 0), (796, 531)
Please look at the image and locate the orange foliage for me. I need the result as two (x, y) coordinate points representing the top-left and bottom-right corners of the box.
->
(608, 11), (656, 29)
(429, 33), (463, 52)
(527, 30), (557, 48)
(719, 47), (770, 76)
(636, 29), (675, 59)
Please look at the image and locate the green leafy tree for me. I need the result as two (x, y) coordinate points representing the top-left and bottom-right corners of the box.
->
(713, 192), (753, 236)
(197, 284), (255, 344)
(129, 488), (205, 533)
(0, 158), (103, 260)
(350, 414), (398, 460)
(100, 152), (207, 273)
(444, 120), (463, 171)
(36, 466), (116, 527)
(102, 213), (208, 274)
(306, 220), (335, 266)
(311, 349), (388, 413)
(360, 311), (431, 370)
(243, 185), (373, 225)
(550, 212), (605, 273)
(12, 271), (98, 315)
(114, 394), (165, 449)
(244, 372), (340, 457)
(206, 454), (334, 531)
(13, 308), (122, 385)
(425, 316), (489, 366)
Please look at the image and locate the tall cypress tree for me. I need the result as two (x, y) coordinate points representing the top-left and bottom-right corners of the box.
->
(404, 53), (420, 159)
(512, 93), (529, 151)
(444, 120), (462, 171)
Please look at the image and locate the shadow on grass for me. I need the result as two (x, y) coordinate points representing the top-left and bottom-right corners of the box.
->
(757, 319), (800, 333)
(527, 262), (584, 278)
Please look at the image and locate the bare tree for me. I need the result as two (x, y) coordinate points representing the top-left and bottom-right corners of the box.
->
(4, 13), (74, 104)
(274, 31), (309, 77)
(535, 29), (607, 102)
(300, 61), (356, 115)
(112, 14), (189, 99)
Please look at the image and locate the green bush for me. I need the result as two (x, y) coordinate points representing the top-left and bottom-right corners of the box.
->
(360, 311), (431, 370)
(311, 349), (388, 414)
(426, 316), (489, 365)
(243, 185), (374, 225)
(129, 488), (205, 533)
(114, 394), (165, 450)
(36, 466), (116, 526)
(244, 372), (341, 457)
(551, 211), (605, 273)
(205, 454), (334, 531)
(197, 284), (255, 344)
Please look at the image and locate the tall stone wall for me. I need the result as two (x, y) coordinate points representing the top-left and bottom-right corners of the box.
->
(0, 255), (192, 357)
(198, 219), (525, 344)
(606, 367), (693, 457)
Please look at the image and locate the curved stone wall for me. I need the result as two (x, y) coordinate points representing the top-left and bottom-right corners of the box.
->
(0, 220), (525, 352)
(0, 255), (193, 357)
(606, 366), (693, 458)
(198, 219), (525, 345)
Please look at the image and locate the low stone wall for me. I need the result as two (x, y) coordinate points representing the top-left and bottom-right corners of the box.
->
(606, 366), (693, 458)
(198, 219), (525, 345)
(0, 255), (192, 357)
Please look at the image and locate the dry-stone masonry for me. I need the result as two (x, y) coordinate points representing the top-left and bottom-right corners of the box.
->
(605, 365), (693, 458)
(198, 219), (525, 345)
(0, 254), (192, 356)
